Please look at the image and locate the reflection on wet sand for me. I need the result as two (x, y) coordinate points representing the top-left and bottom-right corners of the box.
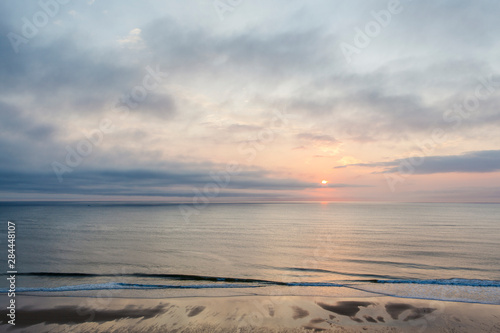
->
(1, 295), (498, 332)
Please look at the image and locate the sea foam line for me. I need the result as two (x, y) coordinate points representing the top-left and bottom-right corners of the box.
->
(0, 281), (346, 293)
(0, 282), (263, 293)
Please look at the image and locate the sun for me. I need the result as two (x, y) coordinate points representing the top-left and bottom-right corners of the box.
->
(321, 180), (328, 185)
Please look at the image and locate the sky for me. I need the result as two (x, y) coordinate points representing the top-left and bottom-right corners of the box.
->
(1, 0), (500, 202)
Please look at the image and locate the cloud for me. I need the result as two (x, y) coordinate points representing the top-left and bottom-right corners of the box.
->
(118, 28), (144, 49)
(1, 1), (500, 202)
(0, 166), (367, 199)
(296, 133), (338, 143)
(134, 93), (177, 119)
(0, 101), (61, 172)
(338, 150), (500, 174)
(226, 123), (263, 132)
(0, 101), (56, 141)
(141, 16), (340, 81)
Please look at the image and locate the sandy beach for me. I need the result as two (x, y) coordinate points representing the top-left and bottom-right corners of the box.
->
(1, 295), (499, 332)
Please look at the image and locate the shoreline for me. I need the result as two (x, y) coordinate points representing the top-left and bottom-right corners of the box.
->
(1, 295), (499, 332)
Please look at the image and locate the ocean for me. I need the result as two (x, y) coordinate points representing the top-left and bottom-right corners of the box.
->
(0, 202), (499, 304)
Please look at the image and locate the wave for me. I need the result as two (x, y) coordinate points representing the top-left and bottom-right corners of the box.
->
(2, 272), (498, 293)
(375, 278), (500, 287)
(0, 281), (346, 293)
(8, 272), (289, 285)
(0, 282), (266, 293)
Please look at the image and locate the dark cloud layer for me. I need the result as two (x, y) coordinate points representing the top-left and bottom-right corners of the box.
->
(0, 167), (365, 198)
(338, 150), (500, 174)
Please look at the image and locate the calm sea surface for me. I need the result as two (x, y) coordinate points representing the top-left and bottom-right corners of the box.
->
(0, 202), (499, 304)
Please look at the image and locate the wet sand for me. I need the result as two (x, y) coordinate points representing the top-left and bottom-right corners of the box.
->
(1, 295), (499, 332)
